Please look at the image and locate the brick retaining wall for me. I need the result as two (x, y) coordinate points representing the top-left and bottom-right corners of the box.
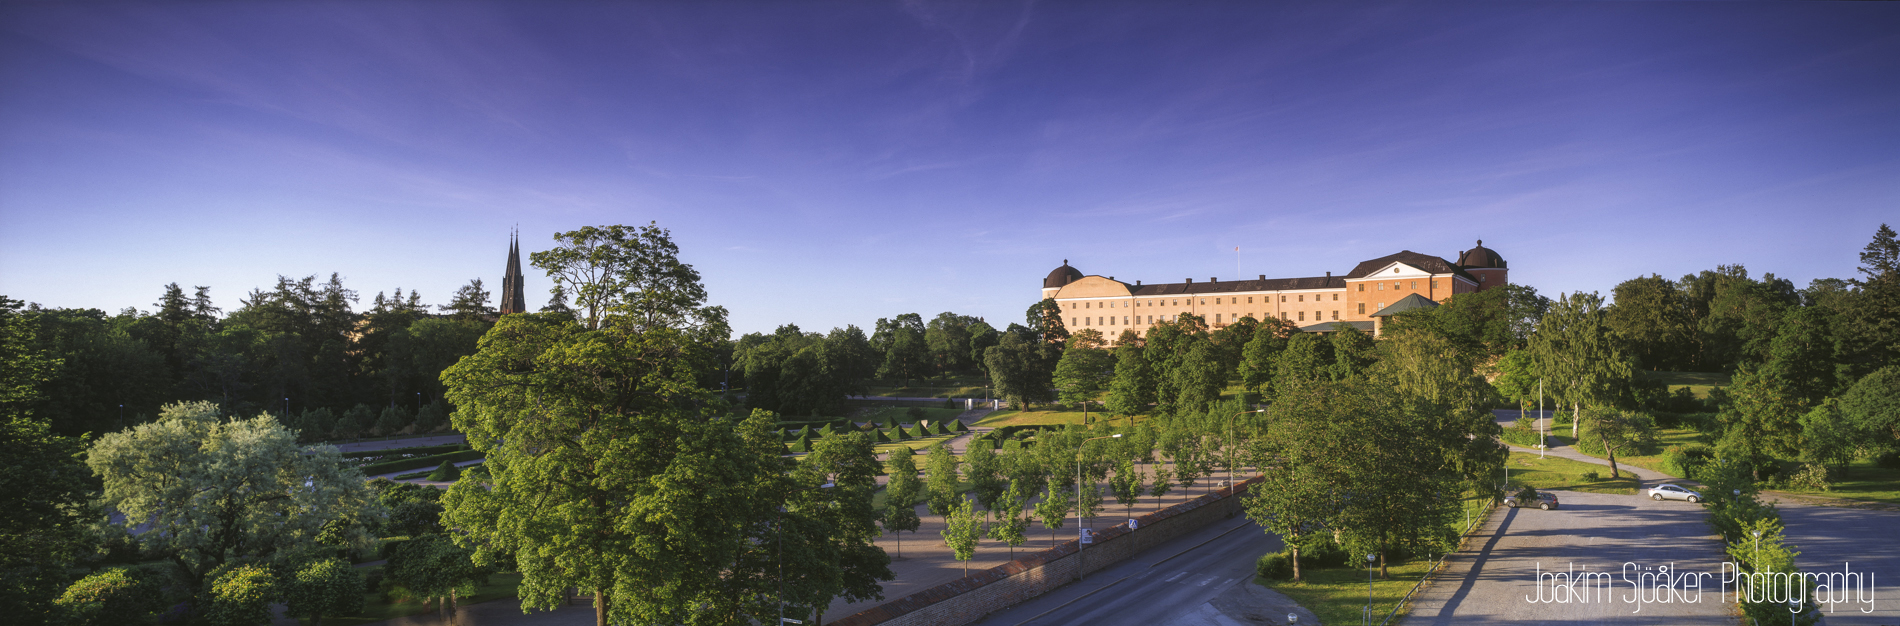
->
(829, 475), (1264, 626)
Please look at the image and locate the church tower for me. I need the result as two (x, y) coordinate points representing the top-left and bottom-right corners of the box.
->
(500, 230), (527, 315)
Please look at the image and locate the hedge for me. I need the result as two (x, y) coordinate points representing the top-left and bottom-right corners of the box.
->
(342, 443), (467, 461)
(358, 450), (484, 476)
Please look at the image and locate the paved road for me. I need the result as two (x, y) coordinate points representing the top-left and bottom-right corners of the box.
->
(975, 518), (1286, 626)
(1402, 491), (1732, 625)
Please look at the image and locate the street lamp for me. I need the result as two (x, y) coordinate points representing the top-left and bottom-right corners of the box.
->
(1537, 379), (1544, 459)
(118, 404), (124, 430)
(1225, 409), (1266, 489)
(1077, 434), (1122, 581)
(778, 482), (834, 626)
(1753, 530), (1762, 569)
(1364, 553), (1379, 623)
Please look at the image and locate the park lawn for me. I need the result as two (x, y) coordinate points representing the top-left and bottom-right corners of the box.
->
(1774, 457), (1900, 505)
(1258, 559), (1433, 626)
(1504, 451), (1642, 495)
(1548, 426), (1712, 478)
(870, 433), (960, 457)
(859, 406), (968, 424)
(976, 409), (1130, 428)
(1642, 371), (1731, 400)
(317, 570), (524, 625)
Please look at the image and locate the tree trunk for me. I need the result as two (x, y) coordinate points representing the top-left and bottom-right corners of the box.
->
(1603, 436), (1620, 479)
(1379, 552), (1389, 580)
(1291, 545), (1302, 582)
(595, 587), (609, 626)
(1572, 402), (1580, 438)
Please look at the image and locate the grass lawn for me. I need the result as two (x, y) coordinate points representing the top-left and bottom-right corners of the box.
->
(1641, 371), (1731, 399)
(858, 406), (968, 424)
(1502, 451), (1642, 495)
(317, 570), (524, 625)
(975, 409), (1134, 428)
(1548, 426), (1712, 479)
(1774, 457), (1900, 505)
(1258, 559), (1434, 626)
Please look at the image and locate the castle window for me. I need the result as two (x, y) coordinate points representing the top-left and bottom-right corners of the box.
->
(1298, 311), (1305, 321)
(1377, 283), (1384, 290)
(1358, 284), (1365, 292)
(1298, 295), (1304, 302)
(1433, 280), (1440, 290)
(1358, 303), (1365, 314)
(1332, 294), (1338, 301)
(1281, 296), (1287, 303)
(1216, 314), (1222, 323)
(1215, 298), (1221, 304)
(1411, 281), (1418, 289)
(1247, 297), (1253, 303)
(1200, 299), (1206, 305)
(1147, 316), (1152, 324)
(1378, 303), (1385, 310)
(1332, 311), (1338, 320)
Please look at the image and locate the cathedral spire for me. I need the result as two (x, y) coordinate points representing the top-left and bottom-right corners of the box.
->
(500, 228), (527, 315)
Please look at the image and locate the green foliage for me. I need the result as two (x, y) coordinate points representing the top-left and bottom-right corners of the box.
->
(875, 313), (931, 387)
(1531, 292), (1634, 436)
(1257, 552), (1293, 580)
(965, 445), (1005, 510)
(426, 459), (462, 482)
(881, 447), (923, 557)
(740, 324), (876, 417)
(386, 534), (488, 613)
(940, 499), (982, 576)
(1718, 367), (1806, 479)
(1724, 518), (1820, 626)
(205, 564), (278, 626)
(54, 569), (162, 626)
(356, 448), (484, 476)
(1237, 319), (1296, 397)
(0, 414), (97, 624)
(1577, 407), (1658, 479)
(1109, 458), (1144, 517)
(1605, 274), (1699, 371)
(985, 330), (1057, 410)
(375, 404), (413, 436)
(1839, 366), (1900, 459)
(925, 443), (960, 517)
(89, 401), (375, 596)
(284, 558), (363, 626)
(1106, 334), (1155, 416)
(990, 479), (1031, 557)
(1033, 483), (1072, 544)
(1053, 329), (1114, 407)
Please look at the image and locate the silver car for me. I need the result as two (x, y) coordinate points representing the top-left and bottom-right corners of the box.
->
(1649, 484), (1702, 503)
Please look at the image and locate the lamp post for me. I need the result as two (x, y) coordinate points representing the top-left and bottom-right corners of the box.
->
(283, 397), (290, 420)
(1753, 529), (1762, 570)
(778, 482), (835, 626)
(1365, 553), (1377, 626)
(118, 404), (124, 430)
(1226, 409), (1266, 489)
(1078, 434), (1122, 581)
(1537, 379), (1545, 459)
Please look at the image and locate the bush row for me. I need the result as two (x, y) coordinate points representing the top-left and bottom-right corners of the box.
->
(359, 449), (484, 476)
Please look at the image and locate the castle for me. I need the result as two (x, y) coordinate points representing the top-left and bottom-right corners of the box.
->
(1039, 241), (1507, 340)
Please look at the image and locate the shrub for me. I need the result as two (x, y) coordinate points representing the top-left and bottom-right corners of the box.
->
(205, 564), (278, 626)
(1256, 552), (1292, 580)
(1661, 444), (1716, 481)
(906, 407), (927, 421)
(55, 568), (163, 626)
(427, 460), (461, 482)
(1581, 470), (1600, 481)
(1788, 463), (1831, 492)
(284, 558), (364, 625)
(943, 398), (960, 409)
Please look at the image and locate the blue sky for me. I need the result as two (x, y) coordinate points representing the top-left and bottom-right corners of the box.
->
(2, 1), (1895, 335)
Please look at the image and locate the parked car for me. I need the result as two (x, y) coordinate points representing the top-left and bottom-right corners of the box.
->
(1504, 490), (1560, 510)
(1649, 484), (1702, 503)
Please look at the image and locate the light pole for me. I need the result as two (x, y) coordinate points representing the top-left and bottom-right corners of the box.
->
(1753, 529), (1762, 569)
(416, 392), (422, 413)
(1078, 433), (1122, 581)
(283, 397), (290, 420)
(1365, 553), (1377, 626)
(778, 482), (834, 626)
(1537, 379), (1545, 459)
(118, 404), (124, 430)
(1226, 409), (1266, 489)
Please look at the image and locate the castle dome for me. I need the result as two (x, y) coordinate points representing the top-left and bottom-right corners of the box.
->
(1456, 240), (1506, 269)
(1044, 261), (1084, 289)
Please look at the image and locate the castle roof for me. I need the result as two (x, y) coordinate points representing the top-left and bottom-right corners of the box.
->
(1368, 293), (1440, 317)
(1455, 240), (1506, 269)
(1044, 261), (1084, 289)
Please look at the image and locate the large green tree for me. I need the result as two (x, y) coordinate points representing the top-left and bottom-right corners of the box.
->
(1530, 292), (1633, 436)
(1053, 329), (1114, 410)
(88, 401), (375, 598)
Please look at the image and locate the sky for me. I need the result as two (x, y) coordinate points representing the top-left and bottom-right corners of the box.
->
(1, 1), (1895, 336)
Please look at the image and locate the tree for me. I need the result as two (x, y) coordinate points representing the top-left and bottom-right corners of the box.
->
(529, 223), (713, 331)
(375, 404), (412, 435)
(1033, 483), (1071, 545)
(88, 402), (375, 598)
(0, 414), (97, 625)
(1053, 329), (1114, 410)
(1848, 224), (1900, 371)
(985, 331), (1055, 410)
(1273, 334), (1333, 397)
(443, 224), (838, 626)
(1491, 350), (1541, 415)
(439, 278), (496, 320)
(1105, 330), (1154, 417)
(1025, 298), (1069, 347)
(874, 314), (929, 386)
(924, 443), (961, 518)
(1167, 340), (1226, 417)
(990, 479), (1031, 558)
(1238, 319), (1295, 396)
(1839, 366), (1900, 459)
(784, 431), (893, 625)
(941, 499), (982, 577)
(1109, 458), (1144, 518)
(284, 558), (364, 626)
(882, 447), (923, 558)
(1530, 292), (1634, 437)
(1718, 367), (1805, 480)
(925, 312), (977, 377)
(1605, 274), (1697, 371)
(53, 569), (162, 626)
(1579, 407), (1657, 479)
(1328, 325), (1378, 381)
(1798, 400), (1856, 478)
(1244, 461), (1333, 582)
(386, 535), (487, 622)
(965, 444), (1006, 511)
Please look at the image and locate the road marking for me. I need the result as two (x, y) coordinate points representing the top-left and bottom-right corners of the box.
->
(1198, 576), (1217, 586)
(1165, 571), (1187, 582)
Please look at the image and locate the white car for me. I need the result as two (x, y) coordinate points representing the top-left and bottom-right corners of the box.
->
(1649, 484), (1702, 503)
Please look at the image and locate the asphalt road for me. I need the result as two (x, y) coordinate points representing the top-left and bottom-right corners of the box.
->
(975, 517), (1281, 626)
(1402, 490), (1733, 625)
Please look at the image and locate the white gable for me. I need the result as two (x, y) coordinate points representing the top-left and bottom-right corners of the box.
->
(1357, 262), (1436, 278)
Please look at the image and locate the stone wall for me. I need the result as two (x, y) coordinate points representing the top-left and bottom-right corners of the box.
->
(829, 475), (1265, 626)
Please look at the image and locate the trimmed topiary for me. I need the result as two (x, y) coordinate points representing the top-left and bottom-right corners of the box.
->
(873, 428), (893, 443)
(427, 460), (461, 482)
(951, 420), (968, 432)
